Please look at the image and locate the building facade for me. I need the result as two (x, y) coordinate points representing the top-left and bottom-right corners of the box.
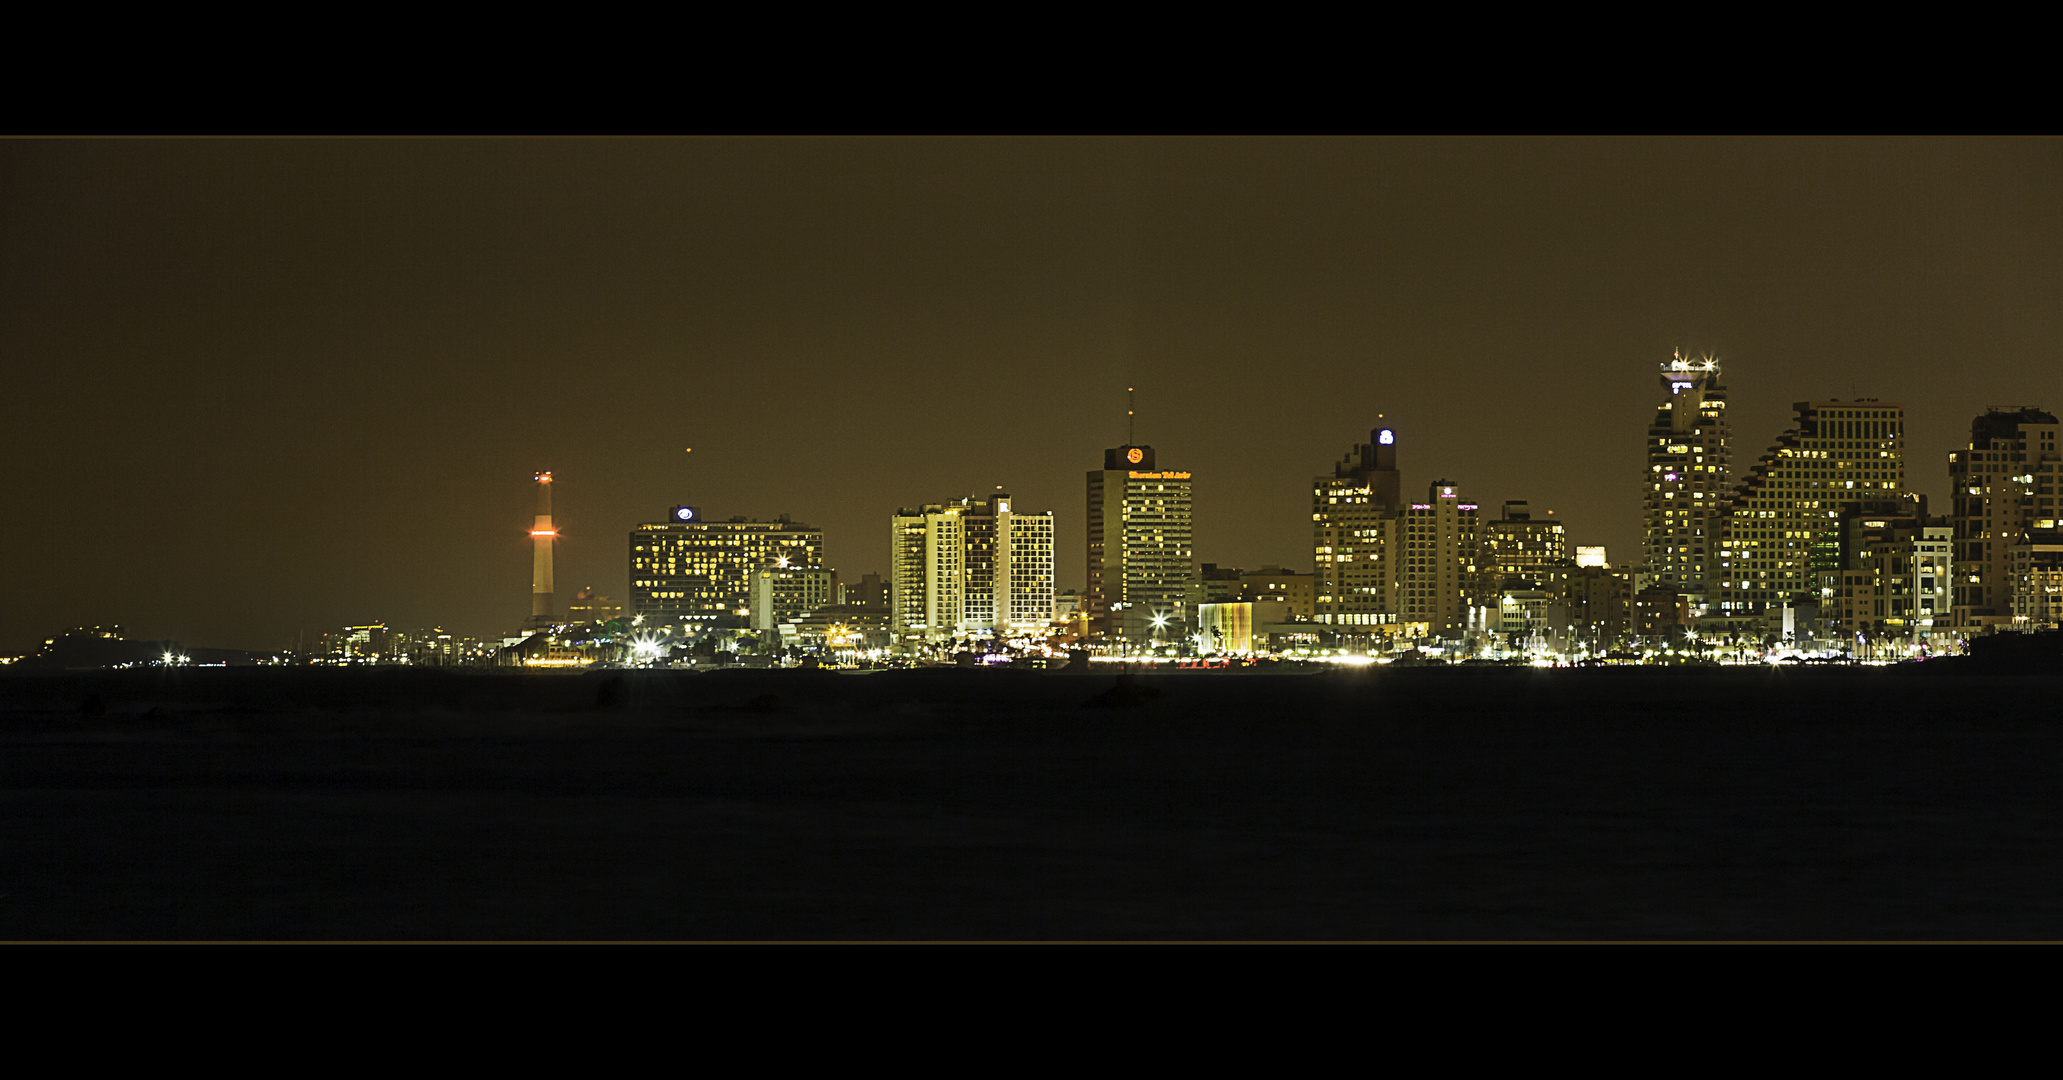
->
(1563, 563), (1633, 653)
(1948, 407), (2061, 630)
(1190, 565), (1314, 615)
(630, 510), (825, 628)
(1815, 514), (1951, 655)
(1399, 480), (1483, 638)
(1087, 445), (1195, 645)
(1313, 425), (1403, 629)
(891, 504), (965, 645)
(751, 568), (836, 634)
(1643, 354), (1733, 609)
(2007, 530), (2063, 630)
(1482, 500), (1569, 597)
(1714, 400), (1910, 627)
(891, 493), (1056, 646)
(966, 493), (1057, 634)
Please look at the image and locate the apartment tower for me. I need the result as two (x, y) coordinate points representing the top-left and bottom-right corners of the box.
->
(1087, 444), (1194, 645)
(892, 493), (1057, 645)
(1948, 407), (2061, 629)
(1313, 424), (1403, 628)
(1643, 353), (1732, 610)
(1399, 480), (1483, 638)
(1715, 401), (1909, 622)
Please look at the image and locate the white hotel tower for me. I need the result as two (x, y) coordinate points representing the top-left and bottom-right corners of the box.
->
(891, 493), (1056, 646)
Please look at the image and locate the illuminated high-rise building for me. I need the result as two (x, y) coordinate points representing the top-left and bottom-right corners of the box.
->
(891, 504), (962, 645)
(1399, 480), (1483, 637)
(1313, 424), (1403, 628)
(1642, 353), (1732, 609)
(891, 493), (1056, 646)
(1087, 444), (1194, 645)
(1715, 401), (1909, 622)
(630, 507), (824, 628)
(988, 495), (1058, 634)
(2007, 530), (2063, 630)
(1815, 514), (1952, 653)
(1481, 501), (1569, 595)
(1948, 407), (2061, 630)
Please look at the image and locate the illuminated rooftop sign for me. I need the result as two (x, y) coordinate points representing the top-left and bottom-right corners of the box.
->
(1129, 472), (1191, 480)
(1378, 429), (1394, 445)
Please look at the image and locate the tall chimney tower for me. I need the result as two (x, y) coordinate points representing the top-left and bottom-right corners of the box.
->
(530, 472), (556, 626)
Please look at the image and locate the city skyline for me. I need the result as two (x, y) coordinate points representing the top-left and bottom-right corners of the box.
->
(5, 138), (2061, 651)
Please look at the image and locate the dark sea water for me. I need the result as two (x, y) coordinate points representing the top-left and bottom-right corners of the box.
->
(3, 665), (2059, 940)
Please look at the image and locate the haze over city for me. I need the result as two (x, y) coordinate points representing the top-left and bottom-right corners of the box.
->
(6, 138), (2060, 653)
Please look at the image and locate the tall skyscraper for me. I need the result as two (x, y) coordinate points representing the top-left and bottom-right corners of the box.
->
(1399, 480), (1482, 637)
(891, 504), (962, 645)
(890, 493), (1056, 645)
(1716, 400), (1909, 622)
(1643, 353), (1732, 609)
(1948, 407), (2060, 629)
(1087, 444), (1194, 645)
(629, 508), (825, 628)
(1313, 425), (1403, 628)
(983, 494), (1058, 634)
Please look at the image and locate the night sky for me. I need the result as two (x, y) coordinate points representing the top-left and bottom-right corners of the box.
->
(4, 138), (2059, 652)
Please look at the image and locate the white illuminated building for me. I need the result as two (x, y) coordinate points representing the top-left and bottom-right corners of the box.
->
(892, 493), (1055, 645)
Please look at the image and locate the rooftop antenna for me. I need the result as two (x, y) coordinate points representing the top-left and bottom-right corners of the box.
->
(1127, 386), (1136, 445)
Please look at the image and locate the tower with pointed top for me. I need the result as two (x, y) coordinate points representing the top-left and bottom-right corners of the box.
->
(1642, 353), (1732, 612)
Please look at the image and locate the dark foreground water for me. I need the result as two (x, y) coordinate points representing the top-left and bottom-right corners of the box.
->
(2, 665), (2060, 940)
